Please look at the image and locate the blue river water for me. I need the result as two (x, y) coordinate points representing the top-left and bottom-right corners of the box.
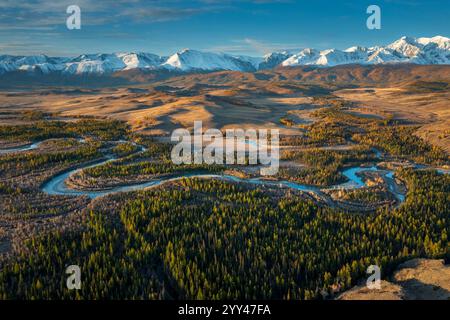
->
(1, 139), (446, 204)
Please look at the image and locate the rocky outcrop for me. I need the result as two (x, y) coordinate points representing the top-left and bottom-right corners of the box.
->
(338, 259), (450, 300)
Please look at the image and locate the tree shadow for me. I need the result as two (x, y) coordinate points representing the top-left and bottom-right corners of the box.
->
(398, 279), (450, 300)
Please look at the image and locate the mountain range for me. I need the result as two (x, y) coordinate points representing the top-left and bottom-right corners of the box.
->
(0, 35), (448, 75)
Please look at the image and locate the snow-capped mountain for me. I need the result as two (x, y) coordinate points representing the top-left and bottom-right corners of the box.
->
(63, 52), (167, 74)
(281, 36), (450, 67)
(0, 54), (69, 74)
(162, 49), (258, 72)
(259, 51), (294, 70)
(0, 35), (448, 75)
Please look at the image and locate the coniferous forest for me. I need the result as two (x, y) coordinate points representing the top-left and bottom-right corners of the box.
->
(1, 0), (450, 303)
(0, 168), (448, 299)
(0, 97), (448, 301)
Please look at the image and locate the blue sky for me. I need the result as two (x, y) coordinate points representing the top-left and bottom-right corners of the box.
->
(0, 0), (448, 56)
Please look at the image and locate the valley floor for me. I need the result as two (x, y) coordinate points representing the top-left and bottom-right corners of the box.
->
(0, 72), (448, 300)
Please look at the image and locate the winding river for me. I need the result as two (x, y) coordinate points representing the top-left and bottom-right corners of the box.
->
(0, 141), (42, 154)
(39, 143), (407, 202)
(0, 138), (86, 155)
(42, 163), (405, 201)
(2, 138), (447, 203)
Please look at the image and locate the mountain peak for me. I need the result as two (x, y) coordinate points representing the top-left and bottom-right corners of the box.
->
(417, 35), (450, 47)
(0, 35), (448, 75)
(344, 46), (366, 53)
(399, 35), (415, 42)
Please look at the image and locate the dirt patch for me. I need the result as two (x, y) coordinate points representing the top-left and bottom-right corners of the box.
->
(338, 259), (450, 300)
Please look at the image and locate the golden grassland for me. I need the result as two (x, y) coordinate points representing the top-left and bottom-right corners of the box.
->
(0, 65), (448, 150)
(335, 87), (450, 152)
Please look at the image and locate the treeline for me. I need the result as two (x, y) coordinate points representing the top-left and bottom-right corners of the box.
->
(83, 159), (224, 178)
(0, 142), (101, 176)
(280, 104), (379, 147)
(280, 100), (448, 166)
(353, 126), (449, 165)
(337, 186), (394, 204)
(0, 119), (128, 143)
(278, 166), (344, 186)
(112, 143), (140, 157)
(0, 169), (448, 299)
(282, 146), (376, 167)
(81, 137), (224, 179)
(279, 147), (376, 186)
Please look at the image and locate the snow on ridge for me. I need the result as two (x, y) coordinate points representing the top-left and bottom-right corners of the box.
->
(0, 35), (448, 75)
(162, 49), (258, 72)
(281, 35), (449, 67)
